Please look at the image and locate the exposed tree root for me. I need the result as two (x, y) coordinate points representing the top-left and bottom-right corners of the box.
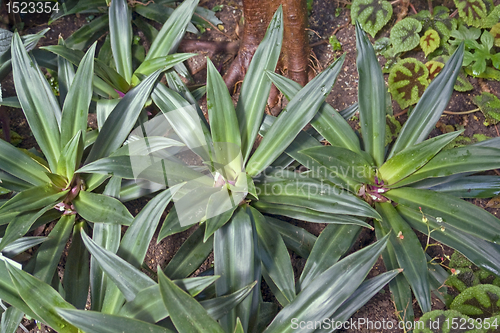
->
(178, 40), (240, 56)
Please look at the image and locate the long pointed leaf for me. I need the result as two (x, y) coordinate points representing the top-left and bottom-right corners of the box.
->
(252, 206), (295, 304)
(237, 7), (283, 162)
(64, 14), (109, 51)
(207, 58), (241, 148)
(266, 67), (361, 153)
(427, 175), (500, 198)
(145, 0), (198, 60)
(6, 263), (78, 333)
(0, 139), (50, 185)
(397, 204), (500, 276)
(299, 145), (375, 186)
(0, 306), (24, 333)
(263, 235), (389, 333)
(376, 201), (431, 312)
(0, 206), (54, 252)
(42, 44), (127, 93)
(164, 225), (213, 279)
(81, 231), (155, 302)
(117, 184), (181, 268)
(133, 53), (194, 78)
(1, 236), (47, 258)
(256, 177), (379, 219)
(374, 219), (415, 324)
(63, 221), (90, 309)
(247, 57), (344, 176)
(0, 261), (36, 318)
(379, 131), (462, 185)
(119, 281), (254, 324)
(253, 201), (372, 228)
(109, 0), (132, 82)
(389, 43), (464, 157)
(392, 146), (500, 187)
(90, 177), (121, 312)
(314, 270), (402, 333)
(60, 43), (95, 147)
(298, 224), (360, 291)
(86, 69), (161, 162)
(355, 22), (386, 166)
(152, 82), (212, 162)
(12, 33), (61, 171)
(214, 206), (257, 332)
(0, 183), (66, 215)
(57, 131), (83, 182)
(57, 38), (75, 105)
(73, 191), (134, 225)
(32, 215), (75, 283)
(265, 217), (316, 259)
(386, 187), (500, 243)
(56, 309), (173, 333)
(158, 270), (225, 333)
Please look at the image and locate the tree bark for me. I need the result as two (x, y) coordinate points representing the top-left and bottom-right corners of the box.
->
(224, 0), (310, 92)
(282, 0), (310, 86)
(223, 0), (275, 90)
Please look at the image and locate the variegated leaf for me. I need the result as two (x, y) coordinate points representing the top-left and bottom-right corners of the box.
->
(388, 58), (429, 109)
(351, 0), (392, 38)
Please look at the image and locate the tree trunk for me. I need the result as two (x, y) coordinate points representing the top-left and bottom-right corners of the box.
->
(224, 0), (310, 91)
(282, 0), (310, 86)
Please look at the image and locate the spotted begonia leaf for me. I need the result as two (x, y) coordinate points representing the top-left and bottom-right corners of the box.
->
(473, 92), (500, 126)
(429, 56), (474, 91)
(420, 29), (440, 57)
(390, 18), (423, 54)
(450, 284), (500, 318)
(455, 70), (474, 91)
(491, 23), (500, 47)
(351, 0), (393, 38)
(425, 60), (444, 81)
(453, 0), (489, 28)
(385, 115), (401, 146)
(483, 4), (500, 29)
(413, 6), (457, 45)
(388, 58), (429, 109)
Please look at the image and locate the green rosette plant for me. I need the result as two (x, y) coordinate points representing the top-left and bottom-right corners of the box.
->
(0, 28), (170, 329)
(292, 22), (500, 324)
(1, 221), (398, 333)
(76, 8), (401, 332)
(41, 0), (199, 101)
(48, 0), (222, 48)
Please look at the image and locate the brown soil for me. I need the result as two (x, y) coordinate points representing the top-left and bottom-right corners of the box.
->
(1, 0), (499, 332)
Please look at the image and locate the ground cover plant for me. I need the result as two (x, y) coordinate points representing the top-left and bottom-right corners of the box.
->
(352, 0), (500, 111)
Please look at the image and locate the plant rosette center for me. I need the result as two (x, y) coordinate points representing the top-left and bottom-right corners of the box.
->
(357, 176), (390, 204)
(54, 176), (85, 216)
